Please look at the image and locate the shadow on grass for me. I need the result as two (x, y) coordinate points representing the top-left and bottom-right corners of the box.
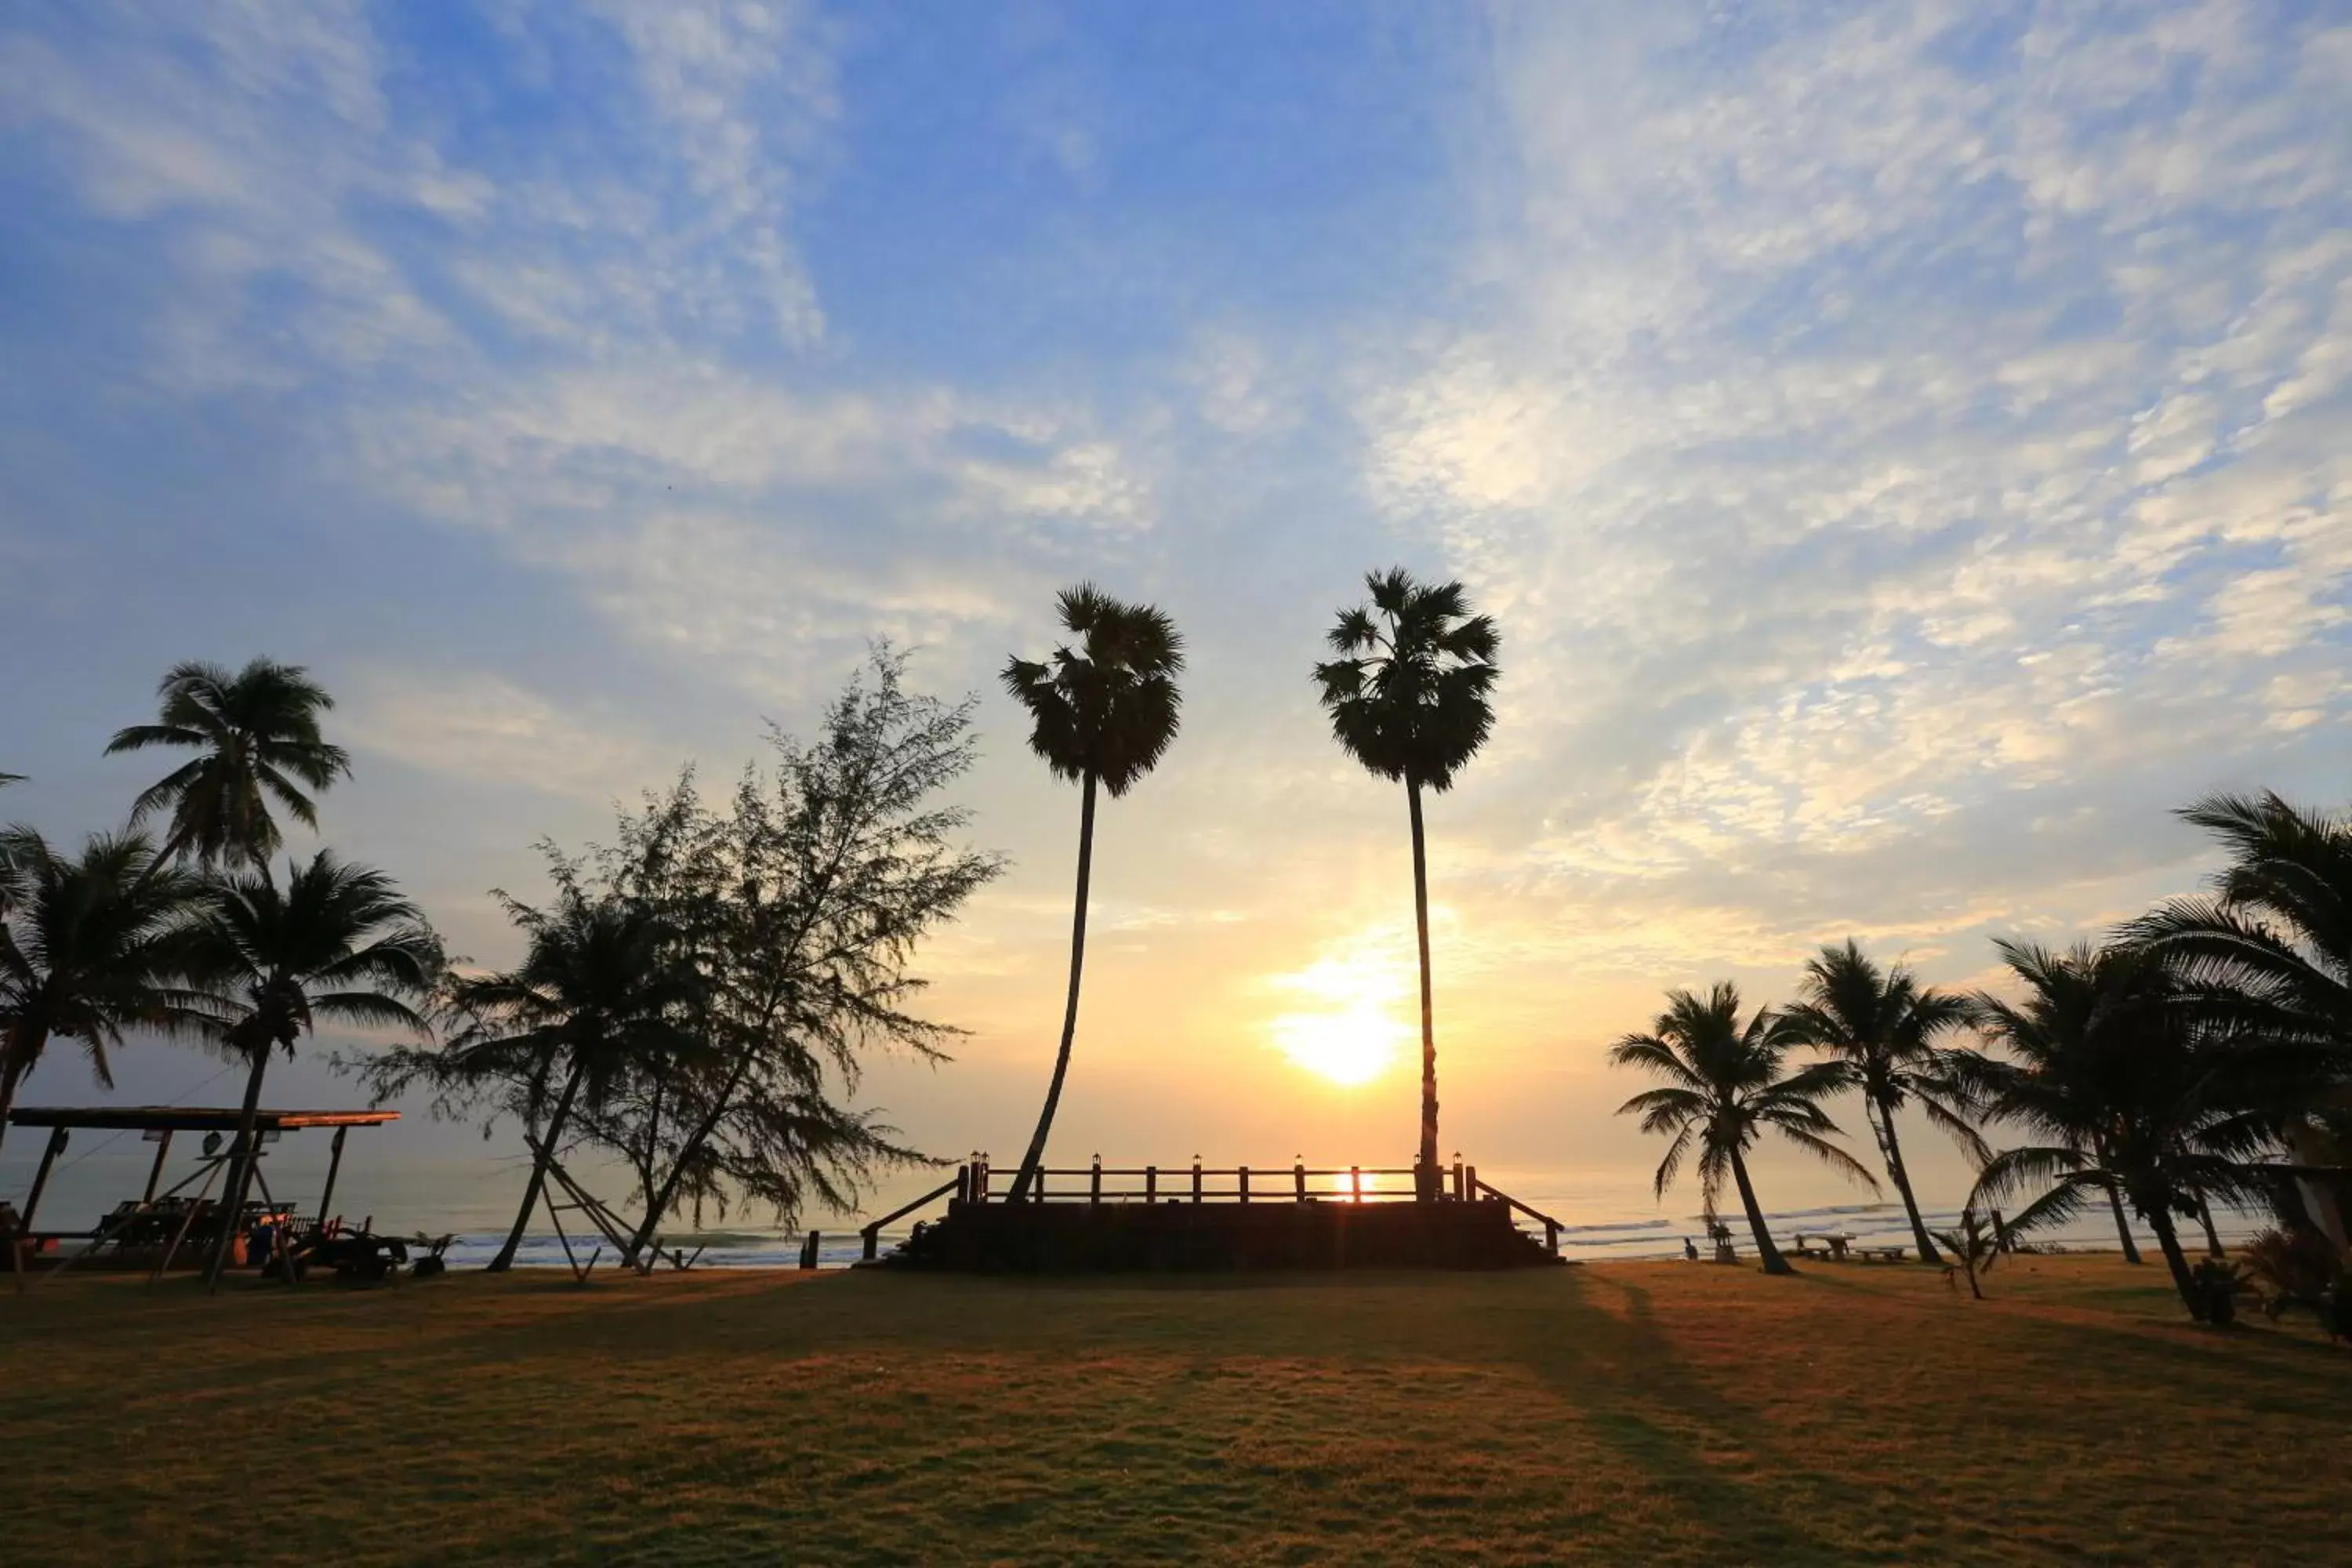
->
(1511, 1268), (1889, 1564)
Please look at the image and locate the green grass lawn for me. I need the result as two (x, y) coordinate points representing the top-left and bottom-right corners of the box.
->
(4, 1255), (2345, 1565)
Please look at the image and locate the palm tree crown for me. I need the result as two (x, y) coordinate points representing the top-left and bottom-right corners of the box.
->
(1612, 982), (1876, 1275)
(1311, 568), (1498, 793)
(1955, 938), (2332, 1317)
(107, 659), (351, 869)
(0, 829), (205, 1150)
(1780, 940), (1984, 1262)
(2126, 791), (2352, 1248)
(1001, 584), (1185, 796)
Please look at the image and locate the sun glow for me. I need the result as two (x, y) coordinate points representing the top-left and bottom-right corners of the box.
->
(1264, 942), (1414, 1087)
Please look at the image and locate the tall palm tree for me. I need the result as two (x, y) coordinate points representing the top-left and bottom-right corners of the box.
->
(1314, 569), (1498, 1198)
(1611, 983), (1877, 1275)
(187, 851), (439, 1287)
(1780, 940), (1986, 1264)
(437, 891), (702, 1271)
(0, 829), (205, 1153)
(2127, 791), (2352, 1249)
(1001, 585), (1184, 1203)
(106, 659), (350, 872)
(1954, 938), (2327, 1319)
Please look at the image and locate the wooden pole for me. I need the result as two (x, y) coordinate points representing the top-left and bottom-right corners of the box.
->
(1348, 1165), (1362, 1203)
(1450, 1161), (1464, 1201)
(316, 1127), (350, 1225)
(141, 1130), (175, 1203)
(1465, 1165), (1479, 1203)
(1239, 1166), (1250, 1205)
(1191, 1160), (1203, 1203)
(1294, 1163), (1307, 1203)
(149, 1156), (226, 1286)
(1145, 1166), (1157, 1203)
(800, 1230), (820, 1270)
(20, 1127), (68, 1232)
(1090, 1157), (1102, 1206)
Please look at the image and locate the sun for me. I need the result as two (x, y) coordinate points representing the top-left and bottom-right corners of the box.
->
(1264, 941), (1414, 1087)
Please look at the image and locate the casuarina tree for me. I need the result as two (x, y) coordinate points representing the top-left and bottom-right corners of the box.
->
(106, 659), (350, 873)
(1780, 940), (1986, 1264)
(1001, 586), (1183, 1203)
(1313, 569), (1497, 1199)
(1611, 983), (1878, 1275)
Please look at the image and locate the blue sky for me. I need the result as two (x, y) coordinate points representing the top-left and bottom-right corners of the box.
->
(3, 2), (2349, 1214)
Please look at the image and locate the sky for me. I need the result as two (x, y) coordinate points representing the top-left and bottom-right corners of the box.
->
(2, 1), (2349, 1226)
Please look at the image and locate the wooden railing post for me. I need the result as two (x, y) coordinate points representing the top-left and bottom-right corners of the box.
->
(1294, 1163), (1307, 1203)
(975, 1159), (989, 1203)
(800, 1230), (820, 1270)
(1145, 1166), (1158, 1203)
(1090, 1157), (1102, 1206)
(1239, 1167), (1250, 1204)
(1450, 1161), (1464, 1201)
(955, 1163), (971, 1204)
(1192, 1161), (1203, 1203)
(1545, 1220), (1560, 1258)
(862, 1225), (879, 1261)
(1465, 1165), (1479, 1201)
(1348, 1165), (1362, 1203)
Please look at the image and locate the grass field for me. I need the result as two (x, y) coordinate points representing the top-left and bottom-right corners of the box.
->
(5, 1255), (2347, 1565)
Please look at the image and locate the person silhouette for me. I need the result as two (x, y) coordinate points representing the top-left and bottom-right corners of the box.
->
(1683, 1236), (1699, 1261)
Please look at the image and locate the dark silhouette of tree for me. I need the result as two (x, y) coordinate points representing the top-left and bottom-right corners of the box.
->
(187, 851), (439, 1287)
(1001, 587), (1183, 1203)
(2126, 791), (2352, 1250)
(612, 654), (1002, 1262)
(106, 659), (350, 872)
(1611, 982), (1875, 1275)
(365, 876), (704, 1272)
(1955, 938), (2336, 1319)
(1313, 568), (1497, 1199)
(1780, 939), (1985, 1264)
(0, 829), (205, 1153)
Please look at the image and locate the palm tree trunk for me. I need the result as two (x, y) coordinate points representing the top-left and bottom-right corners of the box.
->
(1872, 1096), (1942, 1264)
(1406, 779), (1439, 1201)
(2103, 1180), (2143, 1264)
(1007, 771), (1098, 1205)
(2143, 1199), (2203, 1319)
(488, 1060), (581, 1273)
(0, 1031), (33, 1158)
(2194, 1192), (2223, 1258)
(203, 1046), (273, 1290)
(1729, 1144), (1793, 1275)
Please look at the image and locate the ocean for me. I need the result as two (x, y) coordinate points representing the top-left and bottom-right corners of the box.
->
(2, 1134), (2270, 1274)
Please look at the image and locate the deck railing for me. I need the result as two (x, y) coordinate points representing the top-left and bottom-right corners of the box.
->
(860, 1159), (1566, 1259)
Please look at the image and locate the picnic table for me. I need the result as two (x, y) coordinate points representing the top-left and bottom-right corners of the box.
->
(1792, 1231), (1857, 1261)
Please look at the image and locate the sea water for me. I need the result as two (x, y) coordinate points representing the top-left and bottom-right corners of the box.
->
(2, 1137), (2270, 1273)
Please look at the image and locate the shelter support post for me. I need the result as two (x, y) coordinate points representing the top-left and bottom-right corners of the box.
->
(317, 1127), (349, 1223)
(141, 1130), (174, 1203)
(20, 1127), (69, 1232)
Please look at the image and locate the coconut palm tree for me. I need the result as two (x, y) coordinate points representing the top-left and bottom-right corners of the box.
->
(2126, 791), (2352, 1249)
(1313, 569), (1498, 1198)
(437, 890), (702, 1271)
(106, 659), (350, 872)
(1001, 586), (1184, 1203)
(1780, 940), (1986, 1264)
(187, 851), (439, 1287)
(0, 829), (205, 1153)
(1611, 982), (1877, 1275)
(1954, 938), (2329, 1319)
